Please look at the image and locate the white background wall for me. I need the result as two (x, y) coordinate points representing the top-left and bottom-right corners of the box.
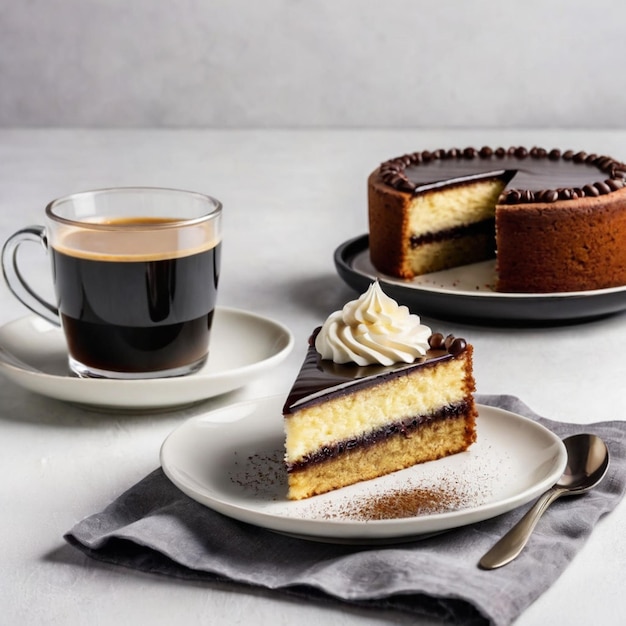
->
(0, 0), (624, 128)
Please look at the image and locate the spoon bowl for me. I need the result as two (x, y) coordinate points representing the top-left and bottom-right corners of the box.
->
(557, 434), (610, 492)
(479, 433), (609, 569)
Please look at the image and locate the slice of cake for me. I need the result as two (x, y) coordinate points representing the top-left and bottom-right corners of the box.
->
(282, 281), (477, 500)
(368, 146), (626, 292)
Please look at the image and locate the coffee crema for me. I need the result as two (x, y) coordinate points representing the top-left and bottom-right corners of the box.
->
(52, 216), (221, 261)
(50, 217), (221, 375)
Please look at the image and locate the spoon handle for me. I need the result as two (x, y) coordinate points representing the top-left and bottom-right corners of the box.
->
(479, 485), (566, 569)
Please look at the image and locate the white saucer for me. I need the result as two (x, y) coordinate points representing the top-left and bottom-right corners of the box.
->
(0, 308), (294, 410)
(161, 396), (567, 543)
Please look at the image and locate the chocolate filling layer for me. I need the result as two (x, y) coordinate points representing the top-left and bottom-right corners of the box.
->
(287, 399), (472, 473)
(410, 218), (496, 248)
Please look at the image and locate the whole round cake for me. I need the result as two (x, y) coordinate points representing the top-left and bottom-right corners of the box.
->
(367, 146), (626, 292)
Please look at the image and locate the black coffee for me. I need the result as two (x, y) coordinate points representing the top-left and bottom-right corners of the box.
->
(50, 223), (221, 375)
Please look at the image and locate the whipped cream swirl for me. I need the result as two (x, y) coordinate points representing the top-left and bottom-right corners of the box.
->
(315, 281), (432, 366)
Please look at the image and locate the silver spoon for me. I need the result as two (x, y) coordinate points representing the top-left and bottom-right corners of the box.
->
(479, 433), (610, 570)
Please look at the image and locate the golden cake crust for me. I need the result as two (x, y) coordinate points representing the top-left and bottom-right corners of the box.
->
(496, 187), (626, 292)
(368, 169), (413, 277)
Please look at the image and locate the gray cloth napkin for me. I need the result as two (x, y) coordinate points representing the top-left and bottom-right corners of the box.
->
(65, 395), (626, 625)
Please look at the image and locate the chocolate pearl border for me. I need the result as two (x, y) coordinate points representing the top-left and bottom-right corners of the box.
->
(428, 333), (467, 356)
(378, 146), (626, 203)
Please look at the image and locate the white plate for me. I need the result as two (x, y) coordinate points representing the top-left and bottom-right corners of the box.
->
(160, 396), (567, 543)
(0, 308), (293, 410)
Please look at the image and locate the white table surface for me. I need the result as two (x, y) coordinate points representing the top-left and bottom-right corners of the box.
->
(1, 128), (625, 625)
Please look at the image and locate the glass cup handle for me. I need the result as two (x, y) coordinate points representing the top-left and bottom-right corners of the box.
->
(1, 226), (60, 325)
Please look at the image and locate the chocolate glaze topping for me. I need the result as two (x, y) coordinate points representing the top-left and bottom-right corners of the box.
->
(378, 146), (626, 203)
(282, 329), (468, 415)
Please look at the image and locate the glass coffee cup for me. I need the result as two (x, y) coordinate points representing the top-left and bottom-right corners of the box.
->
(2, 187), (222, 379)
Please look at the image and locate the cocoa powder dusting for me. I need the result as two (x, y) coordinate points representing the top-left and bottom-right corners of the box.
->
(229, 449), (286, 498)
(314, 475), (476, 521)
(324, 484), (467, 521)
